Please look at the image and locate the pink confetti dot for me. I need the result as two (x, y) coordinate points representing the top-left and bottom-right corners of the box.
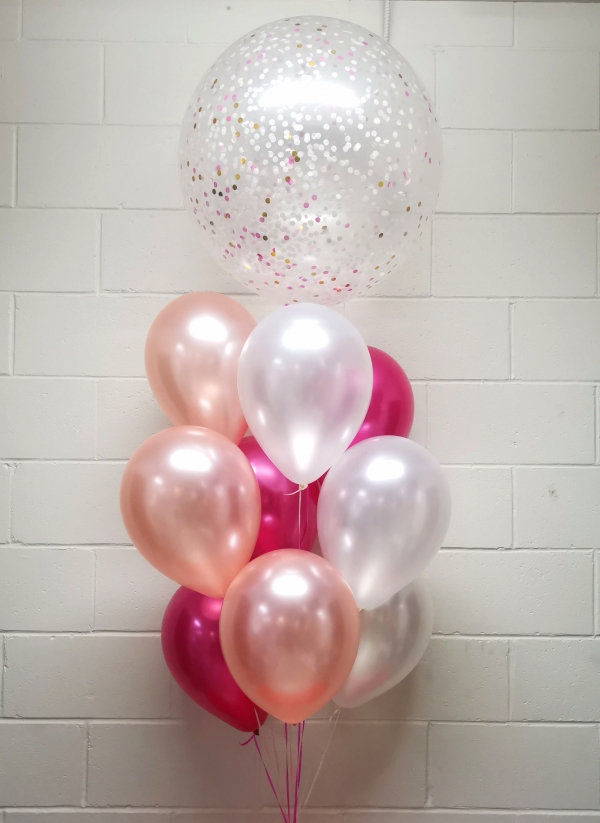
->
(303, 202), (309, 208)
(315, 217), (321, 223)
(312, 194), (317, 200)
(284, 235), (290, 240)
(345, 223), (350, 228)
(259, 217), (265, 223)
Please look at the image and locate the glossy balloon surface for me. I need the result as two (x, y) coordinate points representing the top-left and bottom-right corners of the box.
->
(120, 426), (260, 598)
(145, 292), (255, 443)
(179, 16), (441, 304)
(318, 436), (451, 610)
(351, 346), (414, 446)
(238, 303), (372, 485)
(162, 587), (267, 731)
(220, 549), (359, 723)
(238, 436), (318, 558)
(334, 579), (433, 709)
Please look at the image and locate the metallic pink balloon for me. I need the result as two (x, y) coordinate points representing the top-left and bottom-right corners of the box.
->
(162, 587), (267, 732)
(220, 550), (360, 724)
(350, 346), (414, 447)
(238, 436), (318, 560)
(145, 292), (256, 444)
(120, 426), (260, 599)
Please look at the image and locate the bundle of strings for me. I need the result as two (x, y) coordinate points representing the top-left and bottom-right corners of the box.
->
(241, 709), (341, 822)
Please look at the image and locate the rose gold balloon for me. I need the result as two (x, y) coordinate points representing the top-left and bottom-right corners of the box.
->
(120, 426), (260, 599)
(145, 292), (256, 443)
(220, 550), (359, 723)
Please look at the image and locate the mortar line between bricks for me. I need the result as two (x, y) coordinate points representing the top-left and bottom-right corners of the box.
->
(594, 551), (598, 638)
(3, 206), (600, 218)
(4, 809), (600, 816)
(1, 718), (598, 727)
(6, 459), (600, 468)
(595, 215), (599, 297)
(9, 122), (599, 132)
(6, 377), (600, 386)
(8, 292), (600, 299)
(1, 631), (596, 639)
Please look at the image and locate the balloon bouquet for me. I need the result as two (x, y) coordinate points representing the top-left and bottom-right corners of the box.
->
(120, 13), (447, 822)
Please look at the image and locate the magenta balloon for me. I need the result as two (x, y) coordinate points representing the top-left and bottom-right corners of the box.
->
(161, 587), (267, 733)
(238, 436), (318, 560)
(350, 347), (414, 447)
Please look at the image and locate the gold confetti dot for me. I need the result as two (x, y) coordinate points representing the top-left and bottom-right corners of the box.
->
(263, 235), (268, 240)
(238, 117), (243, 123)
(193, 123), (197, 128)
(217, 170), (221, 176)
(294, 156), (300, 162)
(235, 174), (240, 180)
(378, 232), (383, 238)
(234, 102), (239, 108)
(297, 43), (302, 48)
(331, 49), (336, 54)
(331, 277), (336, 281)
(274, 280), (279, 284)
(319, 280), (324, 284)
(240, 158), (246, 164)
(253, 123), (259, 129)
(232, 184), (237, 190)
(262, 212), (267, 217)
(406, 206), (410, 212)
(265, 197), (271, 203)
(235, 131), (240, 137)
(285, 259), (290, 264)
(308, 61), (315, 66)
(377, 181), (383, 187)
(418, 201), (422, 206)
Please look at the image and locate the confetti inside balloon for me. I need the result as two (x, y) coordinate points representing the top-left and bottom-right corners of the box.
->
(179, 15), (442, 304)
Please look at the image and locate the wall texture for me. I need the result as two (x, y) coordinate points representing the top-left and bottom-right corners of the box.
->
(1, 0), (600, 819)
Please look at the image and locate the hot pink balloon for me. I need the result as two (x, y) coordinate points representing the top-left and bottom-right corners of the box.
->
(350, 346), (414, 447)
(162, 587), (267, 733)
(238, 436), (318, 560)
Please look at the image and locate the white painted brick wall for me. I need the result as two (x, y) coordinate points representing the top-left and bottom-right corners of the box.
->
(0, 0), (599, 817)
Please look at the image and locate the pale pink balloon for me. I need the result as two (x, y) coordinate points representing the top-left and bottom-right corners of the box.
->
(145, 292), (256, 444)
(220, 550), (360, 724)
(120, 426), (260, 599)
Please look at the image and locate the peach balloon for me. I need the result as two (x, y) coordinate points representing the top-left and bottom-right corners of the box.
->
(120, 426), (260, 598)
(145, 292), (256, 443)
(220, 550), (360, 723)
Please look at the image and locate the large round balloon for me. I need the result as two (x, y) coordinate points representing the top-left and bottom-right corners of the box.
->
(237, 303), (372, 485)
(145, 292), (255, 443)
(179, 15), (442, 304)
(334, 578), (434, 709)
(162, 587), (267, 732)
(220, 549), (359, 724)
(318, 436), (451, 610)
(120, 426), (260, 598)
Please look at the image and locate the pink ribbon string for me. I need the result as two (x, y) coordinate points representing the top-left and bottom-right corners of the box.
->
(252, 731), (289, 823)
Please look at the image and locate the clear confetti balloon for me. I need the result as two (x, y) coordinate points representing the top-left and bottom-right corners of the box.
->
(179, 15), (442, 304)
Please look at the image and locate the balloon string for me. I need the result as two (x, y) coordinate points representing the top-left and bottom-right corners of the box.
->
(293, 721), (305, 822)
(284, 484), (307, 496)
(302, 707), (341, 807)
(252, 731), (289, 823)
(284, 723), (291, 822)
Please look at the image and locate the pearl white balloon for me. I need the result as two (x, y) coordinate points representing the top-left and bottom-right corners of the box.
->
(335, 579), (434, 709)
(318, 436), (451, 610)
(237, 303), (372, 486)
(179, 15), (442, 305)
